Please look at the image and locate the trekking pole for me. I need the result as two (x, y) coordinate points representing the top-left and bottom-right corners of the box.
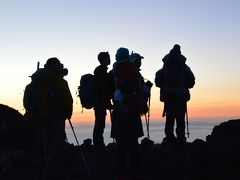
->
(67, 118), (91, 176)
(144, 114), (150, 139)
(68, 118), (80, 145)
(146, 92), (151, 139)
(109, 109), (116, 143)
(185, 104), (190, 138)
(145, 82), (152, 139)
(37, 61), (40, 70)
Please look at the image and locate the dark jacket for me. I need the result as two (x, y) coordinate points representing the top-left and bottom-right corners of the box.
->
(30, 68), (73, 123)
(155, 52), (195, 102)
(93, 65), (110, 110)
(111, 60), (144, 139)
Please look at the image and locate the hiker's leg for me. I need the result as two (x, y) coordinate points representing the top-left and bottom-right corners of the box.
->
(93, 109), (106, 147)
(31, 125), (46, 159)
(116, 138), (127, 175)
(164, 102), (176, 141)
(42, 121), (66, 179)
(128, 137), (139, 178)
(176, 102), (187, 142)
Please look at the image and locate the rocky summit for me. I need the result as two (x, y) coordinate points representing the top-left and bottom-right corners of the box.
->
(0, 104), (239, 180)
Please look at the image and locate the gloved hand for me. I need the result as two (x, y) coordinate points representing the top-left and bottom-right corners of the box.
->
(145, 80), (153, 88)
(106, 102), (114, 110)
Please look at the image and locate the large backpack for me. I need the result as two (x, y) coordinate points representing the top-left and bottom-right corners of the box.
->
(155, 68), (164, 88)
(23, 81), (55, 125)
(113, 61), (141, 113)
(155, 56), (194, 102)
(78, 74), (94, 109)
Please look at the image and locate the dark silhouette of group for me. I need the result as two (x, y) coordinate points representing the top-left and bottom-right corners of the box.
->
(23, 44), (195, 180)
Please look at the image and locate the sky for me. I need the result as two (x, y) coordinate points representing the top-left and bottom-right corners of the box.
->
(0, 0), (240, 124)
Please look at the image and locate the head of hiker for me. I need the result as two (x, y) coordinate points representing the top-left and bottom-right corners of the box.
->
(130, 53), (144, 70)
(44, 57), (68, 76)
(98, 51), (111, 66)
(170, 44), (181, 55)
(115, 47), (129, 62)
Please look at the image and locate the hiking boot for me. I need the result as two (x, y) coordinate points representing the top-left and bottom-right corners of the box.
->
(162, 136), (177, 145)
(176, 137), (187, 146)
(177, 135), (186, 142)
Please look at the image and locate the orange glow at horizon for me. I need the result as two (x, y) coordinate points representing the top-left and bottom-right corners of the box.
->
(189, 103), (240, 119)
(70, 101), (240, 125)
(2, 92), (239, 125)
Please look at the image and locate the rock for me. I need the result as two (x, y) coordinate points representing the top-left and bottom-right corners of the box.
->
(0, 104), (39, 151)
(206, 119), (240, 156)
(140, 137), (155, 150)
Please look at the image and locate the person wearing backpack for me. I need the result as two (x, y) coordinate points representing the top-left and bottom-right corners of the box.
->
(155, 44), (195, 144)
(23, 57), (73, 179)
(92, 51), (113, 150)
(130, 52), (153, 139)
(111, 47), (143, 180)
(130, 52), (153, 115)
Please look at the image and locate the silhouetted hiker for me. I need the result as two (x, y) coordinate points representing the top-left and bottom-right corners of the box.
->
(92, 52), (113, 150)
(155, 44), (195, 144)
(111, 47), (143, 180)
(130, 52), (153, 140)
(23, 57), (73, 179)
(130, 52), (153, 138)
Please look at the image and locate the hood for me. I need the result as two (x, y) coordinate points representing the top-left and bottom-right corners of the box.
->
(162, 53), (186, 64)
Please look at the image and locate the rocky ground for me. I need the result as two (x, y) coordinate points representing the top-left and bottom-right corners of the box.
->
(0, 104), (240, 180)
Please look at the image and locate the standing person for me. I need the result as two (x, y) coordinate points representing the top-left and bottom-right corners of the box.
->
(155, 44), (195, 144)
(92, 51), (112, 150)
(111, 47), (144, 180)
(23, 57), (73, 179)
(129, 52), (153, 117)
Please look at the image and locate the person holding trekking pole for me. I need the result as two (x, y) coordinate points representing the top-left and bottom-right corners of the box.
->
(24, 58), (73, 179)
(155, 44), (195, 145)
(129, 52), (153, 139)
(111, 47), (144, 180)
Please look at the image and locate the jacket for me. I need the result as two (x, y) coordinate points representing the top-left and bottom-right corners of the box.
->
(30, 68), (73, 123)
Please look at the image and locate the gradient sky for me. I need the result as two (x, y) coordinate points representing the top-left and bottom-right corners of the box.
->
(1, 0), (240, 123)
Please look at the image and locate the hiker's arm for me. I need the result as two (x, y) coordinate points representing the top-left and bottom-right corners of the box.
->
(60, 80), (73, 119)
